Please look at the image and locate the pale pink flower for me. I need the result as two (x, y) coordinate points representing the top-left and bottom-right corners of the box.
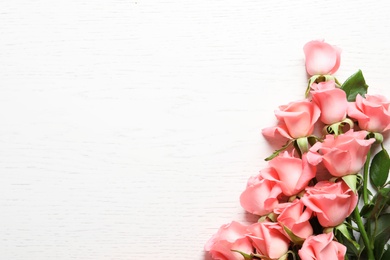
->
(301, 181), (358, 227)
(240, 169), (283, 216)
(262, 100), (320, 140)
(247, 221), (290, 259)
(205, 221), (253, 260)
(308, 130), (374, 177)
(348, 94), (390, 133)
(299, 232), (346, 260)
(304, 40), (341, 76)
(311, 81), (348, 124)
(275, 199), (313, 240)
(262, 152), (316, 196)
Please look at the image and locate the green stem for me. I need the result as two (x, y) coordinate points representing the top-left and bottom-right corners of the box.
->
(353, 207), (374, 260)
(265, 139), (294, 161)
(363, 149), (371, 205)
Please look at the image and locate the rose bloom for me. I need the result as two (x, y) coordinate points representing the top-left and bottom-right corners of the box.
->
(298, 232), (346, 260)
(301, 180), (358, 227)
(310, 81), (348, 124)
(348, 94), (390, 133)
(205, 221), (253, 260)
(262, 100), (320, 140)
(274, 199), (313, 240)
(247, 221), (290, 259)
(308, 130), (374, 177)
(262, 152), (316, 196)
(240, 170), (283, 216)
(303, 40), (341, 76)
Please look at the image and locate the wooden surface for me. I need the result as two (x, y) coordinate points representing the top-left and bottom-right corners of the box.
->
(1, 0), (390, 259)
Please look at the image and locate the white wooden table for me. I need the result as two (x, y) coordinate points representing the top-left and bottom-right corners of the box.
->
(1, 1), (390, 259)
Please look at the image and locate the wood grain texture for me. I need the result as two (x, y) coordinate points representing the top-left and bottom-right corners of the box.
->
(1, 0), (390, 259)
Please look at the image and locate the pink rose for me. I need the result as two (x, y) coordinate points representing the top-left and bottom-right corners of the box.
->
(310, 81), (348, 124)
(240, 171), (283, 216)
(262, 100), (320, 140)
(301, 181), (358, 227)
(298, 232), (346, 260)
(275, 199), (313, 240)
(205, 221), (253, 260)
(308, 130), (374, 177)
(262, 152), (316, 196)
(303, 40), (341, 76)
(247, 221), (290, 259)
(348, 94), (390, 133)
(313, 162), (334, 182)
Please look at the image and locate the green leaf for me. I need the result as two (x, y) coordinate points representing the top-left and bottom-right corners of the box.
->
(296, 137), (309, 154)
(378, 187), (390, 198)
(368, 187), (390, 219)
(335, 223), (360, 255)
(374, 231), (389, 260)
(370, 148), (390, 188)
(372, 213), (390, 259)
(380, 187), (390, 206)
(342, 174), (357, 192)
(340, 234), (360, 258)
(265, 140), (294, 161)
(360, 203), (374, 218)
(380, 247), (390, 260)
(340, 70), (369, 101)
(231, 250), (253, 260)
(374, 213), (390, 238)
(282, 225), (305, 245)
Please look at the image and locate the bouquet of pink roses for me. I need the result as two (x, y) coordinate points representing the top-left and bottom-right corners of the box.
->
(205, 40), (390, 260)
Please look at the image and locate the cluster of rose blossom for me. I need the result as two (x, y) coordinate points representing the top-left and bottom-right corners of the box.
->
(205, 40), (390, 260)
